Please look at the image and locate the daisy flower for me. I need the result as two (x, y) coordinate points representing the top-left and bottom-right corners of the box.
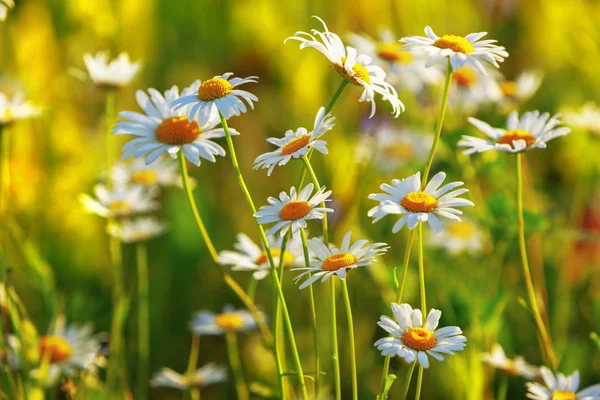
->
(285, 17), (404, 118)
(219, 233), (305, 280)
(449, 66), (502, 112)
(150, 363), (227, 391)
(79, 184), (159, 218)
(428, 218), (483, 256)
(400, 26), (508, 74)
(254, 107), (335, 175)
(459, 111), (571, 154)
(292, 231), (388, 289)
(368, 125), (433, 171)
(482, 344), (538, 380)
(0, 92), (41, 126)
(170, 73), (258, 121)
(107, 217), (167, 243)
(348, 28), (443, 93)
(112, 84), (239, 166)
(374, 303), (467, 368)
(0, 0), (14, 21)
(254, 183), (333, 239)
(562, 102), (600, 135)
(0, 335), (21, 371)
(189, 306), (259, 336)
(526, 367), (600, 400)
(83, 52), (141, 89)
(496, 71), (543, 109)
(368, 171), (474, 233)
(110, 157), (181, 189)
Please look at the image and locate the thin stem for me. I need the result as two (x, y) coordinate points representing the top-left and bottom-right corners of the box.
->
(186, 335), (201, 400)
(301, 156), (328, 245)
(330, 278), (341, 400)
(105, 90), (116, 173)
(177, 151), (273, 344)
(300, 228), (320, 396)
(340, 279), (358, 400)
(247, 279), (258, 302)
(414, 366), (424, 400)
(496, 374), (508, 400)
(401, 362), (416, 400)
(219, 112), (308, 400)
(226, 332), (249, 400)
(136, 243), (150, 400)
(414, 224), (427, 399)
(515, 153), (558, 369)
(273, 233), (289, 400)
(422, 60), (453, 185)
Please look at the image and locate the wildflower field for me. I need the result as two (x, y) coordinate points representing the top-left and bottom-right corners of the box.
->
(2, 0), (600, 399)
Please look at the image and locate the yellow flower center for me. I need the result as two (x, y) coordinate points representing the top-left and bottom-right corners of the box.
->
(447, 220), (476, 239)
(322, 253), (359, 271)
(155, 116), (201, 145)
(39, 335), (72, 363)
(453, 67), (478, 87)
(215, 313), (244, 331)
(500, 81), (518, 97)
(281, 135), (311, 156)
(401, 192), (438, 213)
(433, 35), (474, 54)
(402, 327), (437, 351)
(109, 200), (132, 215)
(551, 391), (577, 400)
(197, 77), (233, 101)
(497, 129), (536, 148)
(279, 200), (311, 221)
(332, 57), (371, 86)
(131, 170), (159, 185)
(255, 248), (295, 266)
(377, 43), (413, 64)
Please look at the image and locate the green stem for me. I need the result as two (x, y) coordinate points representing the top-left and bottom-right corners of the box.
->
(219, 111), (308, 400)
(226, 332), (249, 400)
(414, 366), (424, 400)
(177, 151), (273, 345)
(340, 279), (358, 400)
(496, 374), (508, 400)
(414, 223), (427, 399)
(421, 60), (453, 185)
(107, 234), (127, 395)
(515, 153), (557, 369)
(401, 361), (416, 400)
(186, 335), (201, 400)
(247, 279), (258, 303)
(301, 156), (328, 245)
(273, 233), (289, 400)
(136, 243), (150, 400)
(105, 90), (116, 173)
(330, 278), (341, 400)
(300, 228), (320, 396)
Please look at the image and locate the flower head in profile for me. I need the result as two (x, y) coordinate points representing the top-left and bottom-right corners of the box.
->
(285, 17), (404, 118)
(368, 172), (473, 233)
(459, 111), (571, 154)
(189, 306), (259, 336)
(254, 183), (333, 239)
(79, 184), (159, 218)
(113, 85), (239, 166)
(496, 71), (543, 109)
(367, 125), (433, 171)
(449, 65), (502, 112)
(219, 233), (305, 280)
(110, 157), (182, 189)
(0, 0), (14, 21)
(428, 218), (483, 256)
(150, 363), (227, 391)
(254, 107), (335, 175)
(400, 27), (508, 74)
(107, 217), (167, 243)
(292, 231), (388, 289)
(374, 303), (466, 368)
(171, 73), (258, 121)
(83, 52), (141, 89)
(562, 102), (600, 135)
(0, 92), (41, 127)
(526, 367), (600, 400)
(482, 344), (538, 380)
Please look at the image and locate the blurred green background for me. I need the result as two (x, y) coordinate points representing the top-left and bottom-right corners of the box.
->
(2, 0), (600, 398)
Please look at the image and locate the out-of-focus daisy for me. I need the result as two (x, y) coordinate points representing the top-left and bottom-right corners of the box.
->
(482, 344), (538, 380)
(219, 233), (305, 280)
(170, 73), (258, 121)
(150, 363), (227, 391)
(0, 92), (41, 126)
(459, 111), (571, 154)
(449, 66), (502, 112)
(526, 367), (600, 400)
(0, 0), (14, 21)
(496, 71), (543, 109)
(113, 85), (239, 166)
(428, 218), (483, 255)
(83, 52), (141, 89)
(367, 125), (433, 171)
(254, 107), (335, 175)
(79, 184), (159, 218)
(562, 102), (600, 135)
(110, 157), (182, 189)
(254, 183), (333, 239)
(292, 231), (388, 289)
(107, 217), (167, 243)
(368, 171), (473, 233)
(374, 303), (467, 368)
(400, 27), (508, 74)
(349, 28), (443, 93)
(285, 17), (404, 118)
(0, 335), (21, 371)
(189, 306), (258, 336)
